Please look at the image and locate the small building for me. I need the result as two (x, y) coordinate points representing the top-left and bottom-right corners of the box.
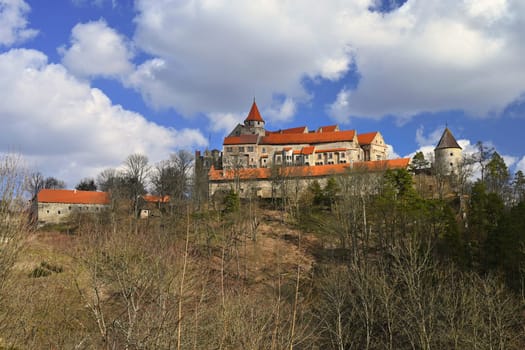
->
(31, 189), (110, 226)
(138, 194), (170, 218)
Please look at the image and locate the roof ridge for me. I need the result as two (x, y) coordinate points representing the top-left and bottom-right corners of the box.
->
(435, 128), (461, 150)
(245, 101), (264, 122)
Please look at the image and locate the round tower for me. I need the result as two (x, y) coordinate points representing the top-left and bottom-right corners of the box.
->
(434, 127), (462, 174)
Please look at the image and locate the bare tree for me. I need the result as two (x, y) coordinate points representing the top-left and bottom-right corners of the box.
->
(96, 168), (118, 192)
(0, 153), (28, 344)
(475, 141), (494, 183)
(152, 150), (194, 201)
(44, 176), (66, 190)
(25, 171), (66, 198)
(123, 153), (150, 216)
(25, 171), (44, 198)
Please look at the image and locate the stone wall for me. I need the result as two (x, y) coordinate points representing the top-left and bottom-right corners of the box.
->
(37, 202), (108, 225)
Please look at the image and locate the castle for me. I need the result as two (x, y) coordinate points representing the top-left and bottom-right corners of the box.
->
(198, 101), (412, 198)
(221, 101), (388, 169)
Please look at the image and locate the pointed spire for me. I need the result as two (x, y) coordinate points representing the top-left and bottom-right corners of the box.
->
(435, 127), (461, 150)
(245, 100), (264, 123)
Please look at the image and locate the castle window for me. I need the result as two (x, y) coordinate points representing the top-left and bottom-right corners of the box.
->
(340, 152), (345, 158)
(226, 147), (233, 152)
(317, 154), (322, 160)
(450, 152), (453, 156)
(262, 147), (266, 153)
(248, 146), (254, 152)
(328, 153), (333, 159)
(57, 210), (61, 215)
(239, 146), (245, 152)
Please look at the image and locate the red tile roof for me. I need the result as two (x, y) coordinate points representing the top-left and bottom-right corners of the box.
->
(142, 195), (170, 203)
(318, 125), (338, 132)
(314, 148), (347, 153)
(244, 101), (264, 122)
(301, 146), (315, 155)
(37, 189), (110, 205)
(223, 134), (259, 145)
(209, 158), (410, 181)
(292, 147), (315, 155)
(262, 130), (356, 145)
(280, 126), (308, 134)
(358, 132), (379, 145)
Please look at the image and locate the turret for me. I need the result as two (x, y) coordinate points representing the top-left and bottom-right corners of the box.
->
(243, 100), (265, 136)
(434, 128), (462, 174)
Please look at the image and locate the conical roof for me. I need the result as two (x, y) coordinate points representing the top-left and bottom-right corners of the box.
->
(435, 128), (461, 150)
(245, 101), (264, 123)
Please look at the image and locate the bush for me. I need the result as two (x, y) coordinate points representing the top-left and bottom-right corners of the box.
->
(29, 261), (63, 278)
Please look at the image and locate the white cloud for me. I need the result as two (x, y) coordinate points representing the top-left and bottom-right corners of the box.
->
(60, 20), (134, 78)
(464, 0), (509, 23)
(319, 0), (525, 121)
(206, 112), (242, 135)
(0, 48), (207, 187)
(387, 144), (400, 160)
(0, 0), (37, 46)
(415, 125), (446, 148)
(124, 0), (525, 122)
(264, 98), (297, 123)
(327, 87), (353, 124)
(129, 0), (353, 115)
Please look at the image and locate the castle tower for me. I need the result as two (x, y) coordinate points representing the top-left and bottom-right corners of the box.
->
(434, 127), (462, 174)
(243, 100), (266, 136)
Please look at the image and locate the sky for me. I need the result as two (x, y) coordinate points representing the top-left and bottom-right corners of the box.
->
(1, 0), (524, 188)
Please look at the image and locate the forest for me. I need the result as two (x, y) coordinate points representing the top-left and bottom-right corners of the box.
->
(1, 148), (525, 350)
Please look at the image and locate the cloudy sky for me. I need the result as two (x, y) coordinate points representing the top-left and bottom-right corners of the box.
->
(1, 0), (524, 187)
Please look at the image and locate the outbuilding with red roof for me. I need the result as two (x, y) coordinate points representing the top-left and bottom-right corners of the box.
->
(31, 189), (110, 226)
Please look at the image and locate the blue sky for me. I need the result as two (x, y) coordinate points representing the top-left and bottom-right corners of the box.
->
(1, 0), (524, 187)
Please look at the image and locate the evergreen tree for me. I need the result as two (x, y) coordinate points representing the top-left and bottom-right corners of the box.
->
(485, 151), (510, 198)
(75, 178), (97, 191)
(409, 151), (430, 172)
(323, 177), (339, 208)
(512, 170), (525, 203)
(468, 181), (505, 269)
